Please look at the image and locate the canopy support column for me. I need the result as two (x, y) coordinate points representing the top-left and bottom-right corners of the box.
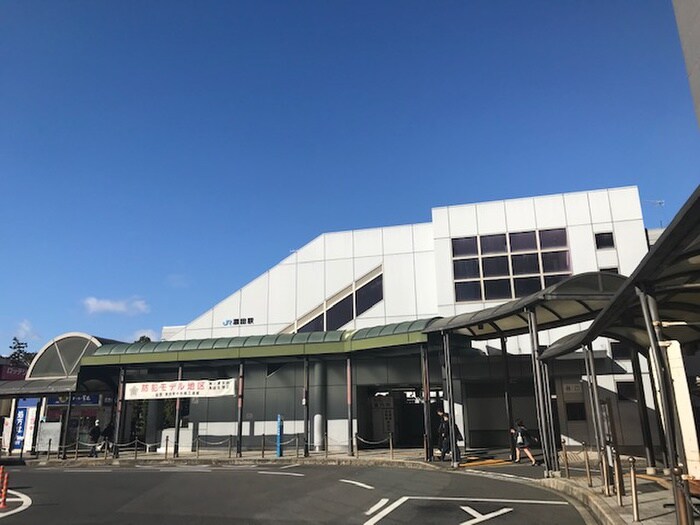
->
(420, 345), (433, 461)
(501, 336), (515, 460)
(303, 357), (309, 457)
(236, 362), (245, 458)
(442, 331), (459, 469)
(112, 368), (125, 459)
(173, 364), (183, 458)
(527, 309), (553, 475)
(583, 345), (604, 474)
(631, 349), (656, 473)
(346, 356), (353, 456)
(59, 393), (73, 459)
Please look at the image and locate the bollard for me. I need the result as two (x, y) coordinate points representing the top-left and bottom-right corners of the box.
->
(583, 442), (592, 488)
(423, 434), (428, 462)
(261, 434), (265, 458)
(74, 440), (79, 460)
(47, 439), (52, 462)
(134, 440), (138, 461)
(601, 449), (611, 497)
(228, 436), (233, 459)
(104, 439), (109, 461)
(561, 440), (570, 478)
(165, 435), (170, 460)
(196, 437), (200, 459)
(629, 457), (639, 522)
(0, 472), (8, 509)
(389, 432), (394, 460)
(325, 433), (328, 459)
(613, 450), (623, 506)
(295, 435), (299, 459)
(355, 433), (359, 459)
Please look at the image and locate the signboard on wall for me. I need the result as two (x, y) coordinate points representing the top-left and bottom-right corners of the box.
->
(47, 394), (100, 406)
(13, 408), (27, 450)
(124, 379), (236, 400)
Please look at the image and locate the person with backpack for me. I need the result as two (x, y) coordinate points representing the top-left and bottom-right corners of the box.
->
(439, 413), (462, 463)
(510, 420), (537, 465)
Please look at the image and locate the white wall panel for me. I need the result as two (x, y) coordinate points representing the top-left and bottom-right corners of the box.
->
(324, 231), (353, 260)
(162, 326), (184, 341)
(448, 204), (479, 237)
(505, 198), (536, 232)
(278, 251), (297, 266)
(212, 291), (242, 331)
(476, 201), (507, 234)
(356, 301), (385, 321)
(267, 323), (288, 334)
(592, 221), (613, 233)
(239, 324), (265, 336)
(383, 254), (417, 317)
(613, 220), (648, 274)
(296, 235), (325, 263)
(239, 273), (269, 326)
(568, 225), (598, 274)
(296, 262), (325, 316)
(211, 326), (240, 338)
(588, 191), (612, 223)
(386, 315), (418, 324)
(438, 304), (456, 317)
(184, 328), (214, 340)
(268, 264), (297, 325)
(431, 207), (450, 239)
(382, 225), (414, 255)
(434, 238), (455, 307)
(325, 259), (354, 298)
(564, 193), (592, 226)
(353, 228), (382, 257)
(412, 223), (434, 252)
(596, 250), (620, 270)
(354, 256), (383, 281)
(414, 251), (438, 316)
(534, 195), (566, 229)
(609, 187), (642, 221)
(185, 310), (214, 331)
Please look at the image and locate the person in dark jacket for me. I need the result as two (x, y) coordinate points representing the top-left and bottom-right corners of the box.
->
(438, 413), (462, 462)
(89, 420), (102, 457)
(510, 420), (537, 465)
(101, 421), (115, 451)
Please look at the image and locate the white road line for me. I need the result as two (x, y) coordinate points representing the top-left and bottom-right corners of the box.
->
(340, 479), (374, 490)
(409, 496), (568, 505)
(62, 469), (114, 473)
(258, 471), (304, 477)
(0, 490), (32, 519)
(363, 496), (408, 525)
(279, 463), (301, 470)
(364, 498), (389, 515)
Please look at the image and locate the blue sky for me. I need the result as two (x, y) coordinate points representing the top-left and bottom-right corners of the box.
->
(1, 1), (698, 350)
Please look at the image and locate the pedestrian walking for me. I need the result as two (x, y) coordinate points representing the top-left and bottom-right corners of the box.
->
(89, 420), (102, 457)
(101, 421), (114, 452)
(510, 420), (538, 466)
(438, 413), (462, 463)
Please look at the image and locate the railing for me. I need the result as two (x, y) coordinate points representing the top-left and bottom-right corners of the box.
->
(354, 432), (394, 460)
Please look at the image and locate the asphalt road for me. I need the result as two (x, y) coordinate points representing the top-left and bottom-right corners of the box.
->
(0, 463), (586, 524)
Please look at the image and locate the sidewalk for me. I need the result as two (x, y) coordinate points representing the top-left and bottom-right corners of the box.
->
(6, 446), (689, 525)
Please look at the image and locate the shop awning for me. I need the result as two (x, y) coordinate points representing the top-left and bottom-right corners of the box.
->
(0, 377), (77, 398)
(423, 272), (627, 340)
(541, 184), (700, 360)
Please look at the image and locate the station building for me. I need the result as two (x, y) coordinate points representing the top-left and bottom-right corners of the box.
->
(1, 186), (665, 459)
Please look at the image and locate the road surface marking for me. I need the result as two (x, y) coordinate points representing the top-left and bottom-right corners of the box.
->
(460, 505), (512, 525)
(0, 490), (32, 519)
(258, 471), (304, 477)
(365, 498), (389, 515)
(364, 496), (409, 525)
(280, 464), (301, 470)
(340, 479), (375, 490)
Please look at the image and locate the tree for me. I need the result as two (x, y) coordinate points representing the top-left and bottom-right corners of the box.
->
(8, 337), (35, 366)
(136, 335), (152, 343)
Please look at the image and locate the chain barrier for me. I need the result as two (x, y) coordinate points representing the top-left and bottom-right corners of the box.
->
(355, 434), (389, 445)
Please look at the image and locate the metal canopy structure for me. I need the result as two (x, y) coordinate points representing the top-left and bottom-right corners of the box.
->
(424, 272), (628, 339)
(541, 184), (700, 360)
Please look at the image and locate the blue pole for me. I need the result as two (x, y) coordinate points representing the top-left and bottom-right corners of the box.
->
(276, 415), (283, 457)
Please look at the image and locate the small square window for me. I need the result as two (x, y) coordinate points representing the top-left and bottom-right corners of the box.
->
(565, 402), (586, 421)
(484, 279), (512, 300)
(453, 259), (480, 279)
(512, 253), (540, 275)
(482, 256), (509, 277)
(544, 274), (570, 287)
(542, 251), (570, 273)
(480, 234), (507, 254)
(617, 381), (637, 402)
(595, 232), (615, 249)
(509, 231), (537, 252)
(514, 277), (542, 297)
(455, 281), (482, 302)
(452, 237), (478, 257)
(540, 229), (567, 249)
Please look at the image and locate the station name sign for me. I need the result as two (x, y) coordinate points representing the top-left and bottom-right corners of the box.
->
(125, 379), (236, 400)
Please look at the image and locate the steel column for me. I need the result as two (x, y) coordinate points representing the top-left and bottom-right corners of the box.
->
(420, 345), (433, 461)
(112, 368), (125, 459)
(527, 309), (551, 473)
(442, 332), (459, 469)
(60, 392), (74, 459)
(346, 356), (353, 456)
(236, 362), (245, 457)
(501, 337), (515, 461)
(303, 357), (310, 457)
(631, 349), (656, 471)
(173, 364), (183, 457)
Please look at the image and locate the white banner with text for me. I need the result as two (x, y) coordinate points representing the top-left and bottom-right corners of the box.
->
(125, 378), (236, 400)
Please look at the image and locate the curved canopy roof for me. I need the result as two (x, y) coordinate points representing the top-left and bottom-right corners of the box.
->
(541, 185), (700, 360)
(423, 272), (627, 340)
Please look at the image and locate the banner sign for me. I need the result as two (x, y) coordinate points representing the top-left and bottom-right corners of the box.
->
(47, 394), (100, 406)
(13, 408), (27, 449)
(124, 378), (236, 400)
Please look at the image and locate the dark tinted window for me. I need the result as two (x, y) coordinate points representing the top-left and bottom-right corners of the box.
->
(452, 237), (478, 257)
(355, 275), (383, 316)
(298, 313), (324, 333)
(539, 229), (567, 249)
(514, 277), (541, 297)
(482, 256), (509, 277)
(511, 253), (540, 275)
(326, 295), (353, 330)
(600, 267), (619, 274)
(565, 402), (586, 421)
(542, 251), (570, 273)
(480, 234), (507, 254)
(484, 279), (512, 300)
(544, 274), (570, 287)
(455, 281), (482, 302)
(617, 382), (637, 402)
(595, 232), (615, 249)
(509, 231), (537, 251)
(611, 342), (633, 360)
(453, 259), (480, 279)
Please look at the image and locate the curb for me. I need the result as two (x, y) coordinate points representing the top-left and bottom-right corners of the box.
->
(539, 478), (626, 525)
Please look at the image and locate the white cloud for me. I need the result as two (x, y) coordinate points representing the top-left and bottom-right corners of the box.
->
(129, 329), (159, 342)
(15, 319), (41, 341)
(83, 297), (150, 315)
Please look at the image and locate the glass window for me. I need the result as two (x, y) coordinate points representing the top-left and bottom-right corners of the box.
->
(595, 232), (615, 249)
(617, 382), (637, 402)
(511, 253), (540, 275)
(326, 295), (353, 331)
(514, 277), (542, 297)
(611, 342), (633, 360)
(600, 267), (619, 273)
(455, 281), (482, 302)
(542, 251), (570, 273)
(453, 259), (480, 280)
(356, 275), (383, 316)
(544, 273), (570, 287)
(509, 231), (537, 252)
(298, 313), (324, 333)
(482, 256), (509, 277)
(452, 237), (478, 257)
(565, 402), (586, 421)
(484, 279), (512, 300)
(480, 234), (507, 254)
(539, 228), (567, 249)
